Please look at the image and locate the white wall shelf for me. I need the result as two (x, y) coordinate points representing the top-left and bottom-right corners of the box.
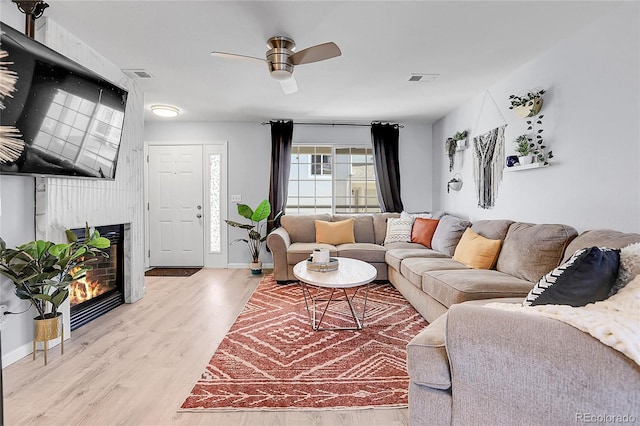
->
(504, 162), (549, 172)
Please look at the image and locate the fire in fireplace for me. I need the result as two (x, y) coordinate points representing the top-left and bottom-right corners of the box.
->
(69, 224), (125, 331)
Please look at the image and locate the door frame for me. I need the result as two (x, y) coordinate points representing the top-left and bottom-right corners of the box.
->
(144, 141), (228, 269)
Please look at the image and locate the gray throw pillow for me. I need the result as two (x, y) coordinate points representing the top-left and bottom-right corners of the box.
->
(431, 214), (471, 256)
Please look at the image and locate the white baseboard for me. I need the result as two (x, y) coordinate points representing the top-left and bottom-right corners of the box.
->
(2, 336), (66, 368)
(226, 263), (274, 269)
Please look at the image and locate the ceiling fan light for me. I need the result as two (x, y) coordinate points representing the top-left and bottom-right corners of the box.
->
(151, 104), (180, 117)
(270, 69), (292, 81)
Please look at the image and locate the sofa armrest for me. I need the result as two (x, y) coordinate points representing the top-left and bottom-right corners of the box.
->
(445, 304), (640, 425)
(267, 227), (292, 282)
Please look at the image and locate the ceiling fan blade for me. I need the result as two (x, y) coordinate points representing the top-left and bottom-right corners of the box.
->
(280, 76), (298, 95)
(290, 42), (341, 65)
(210, 51), (265, 63)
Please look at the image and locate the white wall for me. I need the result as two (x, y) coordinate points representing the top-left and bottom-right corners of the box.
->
(432, 3), (640, 233)
(0, 15), (145, 366)
(145, 121), (432, 265)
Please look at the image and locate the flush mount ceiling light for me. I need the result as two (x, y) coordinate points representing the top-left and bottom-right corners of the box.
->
(150, 105), (180, 118)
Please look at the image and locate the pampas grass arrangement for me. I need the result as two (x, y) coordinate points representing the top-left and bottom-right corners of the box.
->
(0, 47), (25, 163)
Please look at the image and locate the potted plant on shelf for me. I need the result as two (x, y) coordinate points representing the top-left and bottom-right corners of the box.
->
(226, 199), (281, 275)
(0, 224), (110, 363)
(513, 133), (553, 166)
(453, 130), (468, 149)
(508, 89), (545, 118)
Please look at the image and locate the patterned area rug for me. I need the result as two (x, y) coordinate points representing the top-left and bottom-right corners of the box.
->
(179, 274), (428, 411)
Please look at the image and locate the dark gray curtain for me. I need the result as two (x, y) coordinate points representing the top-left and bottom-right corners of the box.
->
(268, 120), (294, 232)
(371, 122), (404, 213)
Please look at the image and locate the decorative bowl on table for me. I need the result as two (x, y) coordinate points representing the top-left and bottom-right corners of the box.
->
(306, 257), (339, 272)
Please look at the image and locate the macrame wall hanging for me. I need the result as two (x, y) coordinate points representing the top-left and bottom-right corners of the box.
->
(472, 91), (508, 209)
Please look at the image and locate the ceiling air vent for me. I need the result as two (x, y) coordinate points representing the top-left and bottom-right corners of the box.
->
(122, 69), (154, 79)
(408, 73), (439, 83)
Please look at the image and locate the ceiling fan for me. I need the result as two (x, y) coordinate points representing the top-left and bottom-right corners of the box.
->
(211, 36), (341, 94)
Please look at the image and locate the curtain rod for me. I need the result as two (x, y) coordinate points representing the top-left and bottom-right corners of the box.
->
(261, 121), (404, 128)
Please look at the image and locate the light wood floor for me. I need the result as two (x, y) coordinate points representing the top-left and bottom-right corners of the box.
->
(3, 269), (408, 426)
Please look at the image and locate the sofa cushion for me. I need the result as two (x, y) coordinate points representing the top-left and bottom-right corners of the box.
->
(523, 246), (620, 307)
(281, 214), (331, 243)
(471, 219), (514, 241)
(287, 242), (337, 265)
(407, 313), (451, 389)
(453, 228), (502, 270)
(333, 214), (375, 243)
(384, 217), (413, 244)
(423, 269), (534, 307)
(562, 229), (640, 263)
(431, 214), (471, 256)
(384, 241), (429, 250)
(336, 243), (387, 263)
(373, 212), (400, 245)
(385, 248), (447, 271)
(411, 218), (440, 248)
(496, 222), (578, 283)
(315, 219), (355, 245)
(401, 258), (469, 289)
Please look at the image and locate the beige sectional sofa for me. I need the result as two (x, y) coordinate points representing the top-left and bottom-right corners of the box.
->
(409, 229), (640, 425)
(266, 213), (640, 425)
(388, 218), (579, 322)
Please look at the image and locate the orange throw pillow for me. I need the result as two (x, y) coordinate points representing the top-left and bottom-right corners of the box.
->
(411, 218), (440, 248)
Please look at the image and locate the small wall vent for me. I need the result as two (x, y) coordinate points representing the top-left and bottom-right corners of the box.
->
(408, 73), (439, 83)
(122, 69), (154, 79)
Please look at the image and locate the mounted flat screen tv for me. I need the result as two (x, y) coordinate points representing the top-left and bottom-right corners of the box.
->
(0, 22), (128, 179)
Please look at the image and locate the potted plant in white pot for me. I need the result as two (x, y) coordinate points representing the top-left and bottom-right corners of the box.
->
(226, 199), (281, 275)
(513, 134), (553, 166)
(453, 130), (468, 149)
(0, 224), (110, 364)
(514, 135), (534, 165)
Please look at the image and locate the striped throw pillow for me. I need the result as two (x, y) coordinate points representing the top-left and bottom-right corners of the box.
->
(383, 218), (413, 244)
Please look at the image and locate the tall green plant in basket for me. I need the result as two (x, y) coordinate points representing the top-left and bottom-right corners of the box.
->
(226, 199), (281, 274)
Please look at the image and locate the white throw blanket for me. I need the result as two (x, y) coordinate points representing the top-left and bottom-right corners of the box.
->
(485, 275), (640, 365)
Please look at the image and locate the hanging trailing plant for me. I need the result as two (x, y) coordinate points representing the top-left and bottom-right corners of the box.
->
(445, 138), (457, 172)
(508, 89), (545, 118)
(512, 114), (553, 165)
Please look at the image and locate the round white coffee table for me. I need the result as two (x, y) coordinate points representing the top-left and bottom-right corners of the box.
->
(293, 257), (377, 331)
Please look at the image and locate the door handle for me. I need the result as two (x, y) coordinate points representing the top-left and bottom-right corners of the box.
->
(196, 214), (202, 218)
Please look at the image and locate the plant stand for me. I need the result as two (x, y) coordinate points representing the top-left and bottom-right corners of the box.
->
(33, 315), (63, 365)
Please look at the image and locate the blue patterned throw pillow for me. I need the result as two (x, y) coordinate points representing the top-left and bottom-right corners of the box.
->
(523, 246), (620, 307)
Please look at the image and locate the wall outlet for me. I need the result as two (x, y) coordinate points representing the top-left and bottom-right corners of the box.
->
(231, 195), (242, 203)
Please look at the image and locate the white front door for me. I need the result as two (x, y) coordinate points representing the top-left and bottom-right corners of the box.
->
(148, 145), (204, 267)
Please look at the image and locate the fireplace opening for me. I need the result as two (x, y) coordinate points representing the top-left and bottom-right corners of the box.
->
(69, 224), (125, 331)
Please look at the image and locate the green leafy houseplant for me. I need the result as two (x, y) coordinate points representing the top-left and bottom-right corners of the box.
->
(0, 224), (111, 320)
(454, 130), (468, 141)
(509, 89), (545, 117)
(508, 89), (545, 109)
(514, 135), (532, 157)
(225, 199), (281, 267)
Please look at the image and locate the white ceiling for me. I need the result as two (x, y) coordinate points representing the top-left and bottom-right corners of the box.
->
(23, 1), (621, 123)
